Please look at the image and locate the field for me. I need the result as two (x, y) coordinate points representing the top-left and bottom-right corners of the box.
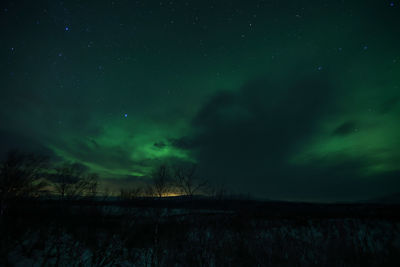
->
(1, 197), (400, 266)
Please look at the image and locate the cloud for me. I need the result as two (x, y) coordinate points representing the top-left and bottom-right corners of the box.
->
(153, 141), (167, 149)
(185, 76), (336, 195)
(283, 154), (400, 201)
(172, 74), (400, 201)
(379, 97), (399, 114)
(332, 121), (357, 136)
(53, 139), (137, 172)
(0, 130), (57, 160)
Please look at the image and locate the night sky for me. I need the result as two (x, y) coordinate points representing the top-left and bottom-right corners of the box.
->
(1, 0), (399, 201)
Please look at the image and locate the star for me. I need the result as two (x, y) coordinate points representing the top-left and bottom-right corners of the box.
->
(390, 2), (394, 7)
(124, 113), (128, 118)
(65, 26), (69, 31)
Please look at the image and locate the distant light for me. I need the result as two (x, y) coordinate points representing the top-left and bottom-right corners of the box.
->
(58, 53), (62, 57)
(317, 66), (323, 71)
(363, 45), (368, 50)
(390, 2), (394, 7)
(124, 113), (128, 118)
(65, 26), (69, 31)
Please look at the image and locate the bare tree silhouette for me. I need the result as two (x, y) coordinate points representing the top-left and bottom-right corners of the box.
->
(149, 165), (171, 198)
(53, 162), (98, 200)
(173, 164), (208, 197)
(85, 172), (99, 199)
(0, 150), (49, 214)
(0, 150), (49, 198)
(212, 182), (229, 201)
(120, 186), (143, 200)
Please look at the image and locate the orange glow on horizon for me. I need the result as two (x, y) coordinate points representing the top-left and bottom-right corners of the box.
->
(162, 192), (182, 197)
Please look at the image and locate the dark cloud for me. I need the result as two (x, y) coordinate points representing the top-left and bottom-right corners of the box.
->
(280, 155), (400, 201)
(183, 74), (400, 201)
(379, 97), (399, 114)
(100, 175), (151, 193)
(168, 137), (195, 150)
(153, 141), (166, 149)
(0, 130), (57, 160)
(55, 139), (136, 171)
(332, 121), (357, 136)
(181, 75), (394, 200)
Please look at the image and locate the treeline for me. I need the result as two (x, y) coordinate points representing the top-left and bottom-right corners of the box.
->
(0, 150), (228, 208)
(0, 150), (98, 201)
(119, 164), (211, 200)
(0, 150), (101, 217)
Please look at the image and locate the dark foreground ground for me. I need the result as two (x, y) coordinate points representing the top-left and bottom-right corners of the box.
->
(1, 197), (400, 266)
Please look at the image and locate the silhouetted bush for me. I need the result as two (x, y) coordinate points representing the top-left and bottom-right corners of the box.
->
(51, 162), (98, 201)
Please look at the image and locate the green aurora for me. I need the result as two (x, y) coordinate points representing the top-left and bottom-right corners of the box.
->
(1, 0), (399, 201)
